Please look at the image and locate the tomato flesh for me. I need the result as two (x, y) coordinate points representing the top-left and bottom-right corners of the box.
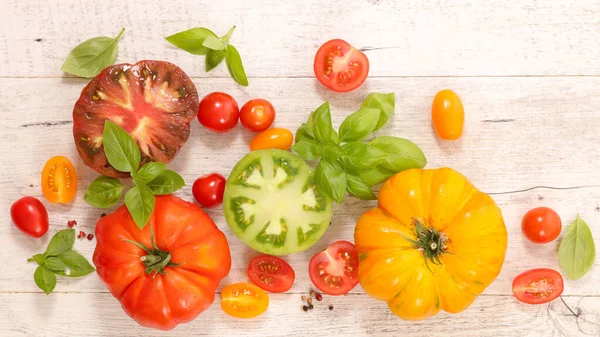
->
(41, 156), (78, 204)
(512, 268), (563, 304)
(11, 197), (49, 238)
(249, 128), (293, 151)
(248, 255), (295, 293)
(240, 99), (276, 132)
(221, 282), (269, 318)
(431, 89), (465, 140)
(198, 92), (239, 132)
(314, 39), (369, 92)
(192, 173), (226, 208)
(309, 240), (359, 295)
(521, 207), (562, 244)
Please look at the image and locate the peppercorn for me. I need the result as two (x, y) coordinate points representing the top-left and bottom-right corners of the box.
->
(310, 290), (316, 297)
(329, 305), (334, 310)
(308, 304), (314, 310)
(301, 295), (307, 301)
(315, 293), (323, 301)
(67, 220), (77, 228)
(100, 213), (107, 218)
(307, 298), (313, 304)
(302, 305), (309, 312)
(78, 231), (86, 238)
(87, 234), (94, 240)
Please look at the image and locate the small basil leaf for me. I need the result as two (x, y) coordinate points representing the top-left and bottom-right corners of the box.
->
(146, 170), (185, 195)
(558, 215), (596, 280)
(338, 107), (380, 142)
(133, 162), (167, 186)
(61, 28), (125, 78)
(341, 143), (387, 169)
(206, 49), (227, 72)
(125, 185), (155, 229)
(34, 266), (56, 295)
(347, 174), (377, 200)
(225, 45), (248, 86)
(55, 250), (95, 278)
(44, 229), (75, 258)
(165, 27), (218, 55)
(202, 35), (225, 50)
(323, 144), (343, 163)
(361, 92), (395, 130)
(292, 139), (322, 161)
(315, 160), (347, 203)
(369, 136), (427, 172)
(295, 123), (315, 143)
(84, 175), (124, 208)
(44, 257), (67, 272)
(310, 102), (337, 144)
(103, 120), (141, 173)
(33, 254), (45, 265)
(358, 165), (396, 186)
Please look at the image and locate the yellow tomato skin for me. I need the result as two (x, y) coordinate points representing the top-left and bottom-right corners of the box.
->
(432, 89), (464, 140)
(354, 168), (507, 320)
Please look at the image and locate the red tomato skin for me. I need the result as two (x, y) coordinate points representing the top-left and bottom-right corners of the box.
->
(247, 255), (295, 293)
(249, 128), (293, 151)
(308, 240), (359, 296)
(192, 173), (226, 208)
(521, 207), (562, 243)
(512, 268), (564, 305)
(11, 197), (49, 238)
(313, 39), (369, 93)
(197, 92), (239, 132)
(240, 99), (276, 132)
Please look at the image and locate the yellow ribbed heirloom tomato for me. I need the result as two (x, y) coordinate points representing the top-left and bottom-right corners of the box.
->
(354, 168), (507, 320)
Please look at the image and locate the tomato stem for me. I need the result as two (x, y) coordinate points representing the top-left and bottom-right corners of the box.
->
(403, 219), (449, 272)
(123, 224), (181, 276)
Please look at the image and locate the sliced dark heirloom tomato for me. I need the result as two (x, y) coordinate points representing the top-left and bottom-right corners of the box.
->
(223, 150), (333, 255)
(73, 60), (199, 177)
(309, 240), (359, 296)
(313, 39), (369, 93)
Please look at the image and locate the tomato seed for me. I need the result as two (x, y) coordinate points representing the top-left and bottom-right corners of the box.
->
(302, 305), (309, 312)
(67, 220), (77, 228)
(329, 305), (334, 310)
(87, 234), (94, 240)
(315, 293), (323, 301)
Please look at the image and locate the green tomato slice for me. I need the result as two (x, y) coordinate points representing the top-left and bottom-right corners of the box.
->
(224, 150), (333, 255)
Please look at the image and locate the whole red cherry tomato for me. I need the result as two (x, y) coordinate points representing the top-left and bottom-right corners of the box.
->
(11, 197), (49, 238)
(521, 207), (562, 243)
(240, 99), (276, 132)
(197, 92), (239, 132)
(192, 173), (227, 208)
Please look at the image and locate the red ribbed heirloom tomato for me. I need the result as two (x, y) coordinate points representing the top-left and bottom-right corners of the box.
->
(93, 195), (231, 330)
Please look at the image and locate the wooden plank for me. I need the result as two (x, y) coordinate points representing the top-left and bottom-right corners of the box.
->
(2, 0), (600, 78)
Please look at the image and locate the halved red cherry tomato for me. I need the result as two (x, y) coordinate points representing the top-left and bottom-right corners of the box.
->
(308, 240), (359, 296)
(521, 207), (562, 244)
(41, 156), (78, 204)
(248, 255), (295, 293)
(240, 99), (276, 132)
(221, 282), (269, 318)
(197, 92), (239, 132)
(431, 89), (465, 140)
(192, 173), (226, 208)
(313, 39), (369, 92)
(249, 128), (293, 151)
(512, 268), (564, 304)
(11, 197), (49, 238)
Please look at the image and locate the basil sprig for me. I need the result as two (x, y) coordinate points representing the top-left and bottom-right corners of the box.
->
(27, 229), (95, 295)
(292, 93), (427, 203)
(61, 28), (125, 78)
(84, 120), (184, 229)
(558, 215), (596, 280)
(166, 25), (248, 86)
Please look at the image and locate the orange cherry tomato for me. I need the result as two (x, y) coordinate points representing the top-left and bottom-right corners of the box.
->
(221, 282), (269, 318)
(41, 156), (78, 204)
(249, 128), (293, 151)
(431, 89), (464, 140)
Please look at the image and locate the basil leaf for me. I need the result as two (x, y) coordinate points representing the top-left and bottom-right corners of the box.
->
(103, 120), (141, 173)
(310, 102), (338, 144)
(361, 92), (395, 130)
(338, 107), (380, 143)
(146, 170), (185, 195)
(165, 27), (218, 55)
(292, 139), (322, 161)
(32, 254), (45, 265)
(34, 266), (56, 295)
(323, 144), (343, 163)
(125, 185), (155, 229)
(202, 35), (225, 50)
(133, 162), (167, 185)
(369, 136), (426, 172)
(347, 174), (377, 200)
(558, 215), (596, 280)
(44, 257), (67, 272)
(44, 229), (75, 257)
(61, 28), (125, 78)
(358, 165), (396, 186)
(315, 160), (347, 203)
(295, 123), (315, 143)
(225, 45), (248, 86)
(341, 143), (387, 170)
(84, 175), (124, 208)
(55, 250), (95, 278)
(206, 49), (226, 72)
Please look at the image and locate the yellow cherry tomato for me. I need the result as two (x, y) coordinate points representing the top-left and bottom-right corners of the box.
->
(431, 89), (464, 140)
(221, 282), (269, 318)
(41, 156), (78, 204)
(249, 128), (293, 151)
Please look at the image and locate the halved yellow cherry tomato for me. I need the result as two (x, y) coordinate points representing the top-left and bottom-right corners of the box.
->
(41, 156), (78, 204)
(432, 89), (465, 140)
(249, 128), (293, 151)
(221, 282), (269, 318)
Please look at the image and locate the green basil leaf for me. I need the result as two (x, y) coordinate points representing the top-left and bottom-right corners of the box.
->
(361, 92), (395, 130)
(206, 49), (226, 72)
(55, 250), (96, 278)
(347, 174), (377, 200)
(61, 28), (125, 78)
(341, 143), (387, 170)
(32, 254), (45, 265)
(295, 123), (315, 143)
(146, 170), (185, 195)
(125, 185), (155, 229)
(202, 35), (225, 50)
(323, 144), (343, 163)
(225, 45), (248, 86)
(44, 229), (75, 257)
(338, 107), (380, 143)
(34, 266), (56, 295)
(558, 215), (596, 280)
(133, 162), (167, 185)
(310, 102), (338, 144)
(369, 136), (426, 172)
(84, 175), (124, 208)
(292, 139), (322, 161)
(103, 120), (141, 173)
(165, 27), (218, 55)
(358, 165), (396, 186)
(44, 257), (67, 272)
(315, 160), (347, 203)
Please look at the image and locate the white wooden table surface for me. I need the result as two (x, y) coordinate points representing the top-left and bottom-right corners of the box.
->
(1, 0), (600, 336)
